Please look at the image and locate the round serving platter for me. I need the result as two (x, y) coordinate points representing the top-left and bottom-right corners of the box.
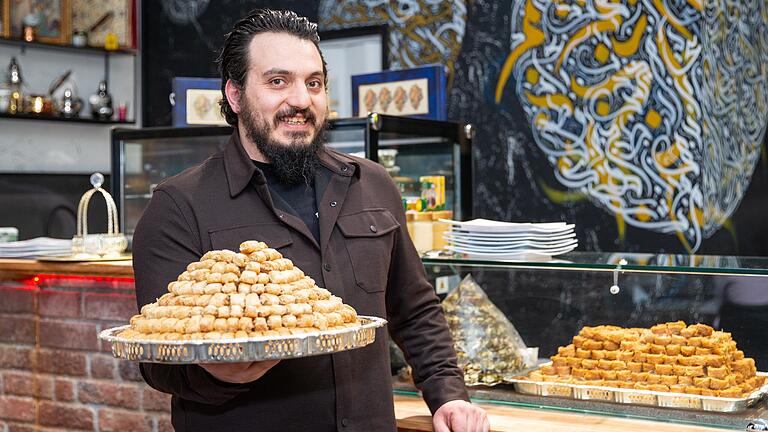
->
(99, 316), (387, 364)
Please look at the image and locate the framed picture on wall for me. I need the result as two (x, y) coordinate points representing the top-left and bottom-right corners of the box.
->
(171, 77), (228, 127)
(319, 25), (388, 119)
(352, 64), (447, 120)
(72, 0), (135, 49)
(9, 0), (70, 44)
(1, 0), (10, 38)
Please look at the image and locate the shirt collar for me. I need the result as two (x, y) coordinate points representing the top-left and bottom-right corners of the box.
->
(224, 130), (259, 197)
(224, 129), (360, 198)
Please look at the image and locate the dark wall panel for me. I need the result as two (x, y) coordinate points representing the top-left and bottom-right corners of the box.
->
(142, 1), (317, 127)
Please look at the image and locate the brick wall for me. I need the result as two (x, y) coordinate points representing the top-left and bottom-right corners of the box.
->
(0, 277), (172, 432)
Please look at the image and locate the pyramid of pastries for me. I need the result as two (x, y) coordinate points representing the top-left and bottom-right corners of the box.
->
(527, 321), (765, 398)
(119, 240), (358, 341)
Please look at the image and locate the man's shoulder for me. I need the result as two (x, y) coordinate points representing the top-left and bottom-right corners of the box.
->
(153, 152), (226, 198)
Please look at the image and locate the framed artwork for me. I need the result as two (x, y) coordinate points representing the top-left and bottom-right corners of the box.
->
(72, 0), (135, 49)
(352, 65), (447, 120)
(1, 0), (10, 38)
(9, 0), (70, 44)
(319, 25), (388, 119)
(172, 77), (227, 127)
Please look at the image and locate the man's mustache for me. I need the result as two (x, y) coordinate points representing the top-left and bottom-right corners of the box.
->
(273, 107), (316, 126)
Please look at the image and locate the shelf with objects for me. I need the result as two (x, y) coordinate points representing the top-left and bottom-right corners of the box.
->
(0, 1), (137, 122)
(390, 251), (768, 430)
(1, 11), (136, 124)
(110, 113), (472, 244)
(0, 37), (137, 56)
(0, 52), (133, 123)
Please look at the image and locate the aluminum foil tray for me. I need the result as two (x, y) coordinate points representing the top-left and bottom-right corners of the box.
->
(99, 316), (387, 364)
(508, 369), (768, 413)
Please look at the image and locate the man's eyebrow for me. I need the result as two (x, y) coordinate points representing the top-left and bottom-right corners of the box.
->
(262, 68), (293, 77)
(262, 68), (325, 78)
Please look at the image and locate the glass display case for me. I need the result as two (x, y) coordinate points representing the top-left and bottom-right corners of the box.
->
(111, 126), (232, 240)
(327, 114), (472, 220)
(392, 252), (768, 430)
(111, 114), (472, 243)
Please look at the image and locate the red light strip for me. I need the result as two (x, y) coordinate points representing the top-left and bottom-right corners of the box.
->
(30, 273), (135, 284)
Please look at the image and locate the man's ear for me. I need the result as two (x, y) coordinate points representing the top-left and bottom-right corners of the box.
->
(225, 80), (242, 114)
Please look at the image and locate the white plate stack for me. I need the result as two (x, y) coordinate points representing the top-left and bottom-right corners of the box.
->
(0, 237), (73, 259)
(440, 218), (577, 260)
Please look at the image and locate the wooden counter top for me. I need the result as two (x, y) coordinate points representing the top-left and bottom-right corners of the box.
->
(0, 258), (134, 279)
(394, 394), (730, 432)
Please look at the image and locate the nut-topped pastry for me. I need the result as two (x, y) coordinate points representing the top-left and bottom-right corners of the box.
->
(527, 321), (765, 398)
(120, 240), (359, 341)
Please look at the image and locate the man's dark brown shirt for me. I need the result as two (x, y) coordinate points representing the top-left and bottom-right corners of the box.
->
(132, 132), (468, 431)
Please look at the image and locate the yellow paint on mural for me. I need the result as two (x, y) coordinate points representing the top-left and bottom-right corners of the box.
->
(594, 43), (610, 64)
(653, 0), (694, 39)
(636, 205), (652, 222)
(655, 143), (682, 168)
(615, 208), (626, 242)
(525, 92), (574, 113)
(646, 110), (662, 128)
(612, 14), (647, 58)
(686, 0), (703, 11)
(596, 100), (611, 116)
(556, 19), (622, 71)
(537, 178), (587, 204)
(526, 68), (540, 84)
(496, 0), (545, 102)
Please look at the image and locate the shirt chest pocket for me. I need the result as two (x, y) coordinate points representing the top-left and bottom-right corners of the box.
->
(208, 223), (293, 253)
(337, 209), (400, 293)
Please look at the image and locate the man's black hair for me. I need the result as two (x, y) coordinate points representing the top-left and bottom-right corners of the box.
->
(217, 9), (327, 126)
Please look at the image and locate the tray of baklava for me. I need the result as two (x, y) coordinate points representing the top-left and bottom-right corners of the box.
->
(99, 241), (387, 364)
(507, 321), (767, 412)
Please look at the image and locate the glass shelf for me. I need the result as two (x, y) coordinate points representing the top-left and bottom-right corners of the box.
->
(422, 251), (768, 277)
(0, 38), (137, 55)
(0, 112), (135, 125)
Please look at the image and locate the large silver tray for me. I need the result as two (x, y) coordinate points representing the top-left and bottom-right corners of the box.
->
(99, 316), (387, 364)
(507, 366), (768, 413)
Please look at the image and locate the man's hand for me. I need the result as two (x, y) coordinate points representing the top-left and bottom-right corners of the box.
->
(433, 400), (489, 432)
(200, 360), (280, 384)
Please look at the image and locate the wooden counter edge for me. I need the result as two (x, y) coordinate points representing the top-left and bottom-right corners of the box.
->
(0, 258), (134, 279)
(393, 394), (729, 432)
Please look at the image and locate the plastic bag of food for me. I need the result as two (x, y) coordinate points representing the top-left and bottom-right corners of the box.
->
(442, 274), (537, 385)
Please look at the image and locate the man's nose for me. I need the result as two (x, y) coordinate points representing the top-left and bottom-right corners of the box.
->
(286, 83), (311, 109)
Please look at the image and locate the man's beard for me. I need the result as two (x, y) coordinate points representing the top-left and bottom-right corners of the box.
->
(240, 99), (327, 186)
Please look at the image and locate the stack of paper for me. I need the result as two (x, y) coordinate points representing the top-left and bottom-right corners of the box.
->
(440, 219), (577, 259)
(0, 237), (72, 259)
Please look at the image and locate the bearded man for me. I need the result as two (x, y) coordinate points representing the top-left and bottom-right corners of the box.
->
(132, 8), (488, 432)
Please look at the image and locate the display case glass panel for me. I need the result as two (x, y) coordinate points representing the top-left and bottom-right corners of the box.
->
(393, 253), (768, 430)
(111, 127), (232, 240)
(328, 114), (472, 220)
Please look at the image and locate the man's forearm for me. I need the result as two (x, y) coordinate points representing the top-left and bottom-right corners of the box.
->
(140, 363), (249, 406)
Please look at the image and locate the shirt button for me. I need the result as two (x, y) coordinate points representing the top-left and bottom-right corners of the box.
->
(369, 225), (377, 233)
(341, 418), (350, 427)
(323, 263), (332, 272)
(330, 201), (338, 207)
(278, 214), (284, 219)
(341, 165), (348, 172)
